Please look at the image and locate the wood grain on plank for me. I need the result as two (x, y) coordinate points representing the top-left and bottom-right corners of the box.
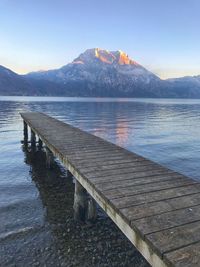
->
(121, 192), (200, 220)
(104, 178), (196, 199)
(146, 220), (200, 256)
(133, 204), (200, 236)
(164, 241), (200, 267)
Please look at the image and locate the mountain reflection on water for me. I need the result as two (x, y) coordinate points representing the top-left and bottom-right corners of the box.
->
(1, 96), (200, 266)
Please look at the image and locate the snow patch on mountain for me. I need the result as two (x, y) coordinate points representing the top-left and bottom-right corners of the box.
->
(72, 48), (139, 66)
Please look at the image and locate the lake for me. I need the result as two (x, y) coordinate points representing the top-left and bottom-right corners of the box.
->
(1, 96), (200, 266)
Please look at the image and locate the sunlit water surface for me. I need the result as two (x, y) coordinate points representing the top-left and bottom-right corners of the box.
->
(1, 96), (200, 267)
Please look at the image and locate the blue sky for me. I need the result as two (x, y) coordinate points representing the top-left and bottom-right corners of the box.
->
(0, 0), (199, 79)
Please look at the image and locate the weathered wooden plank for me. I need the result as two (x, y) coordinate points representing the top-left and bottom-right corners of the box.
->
(71, 157), (142, 167)
(146, 220), (200, 257)
(103, 178), (196, 200)
(133, 204), (200, 236)
(95, 173), (183, 191)
(39, 137), (122, 158)
(83, 164), (169, 179)
(121, 192), (200, 220)
(67, 151), (135, 162)
(164, 241), (200, 267)
(61, 147), (120, 157)
(75, 160), (156, 174)
(70, 154), (128, 163)
(111, 184), (200, 209)
(61, 150), (125, 162)
(71, 153), (141, 166)
(64, 147), (120, 155)
(89, 169), (175, 184)
(71, 158), (149, 172)
(44, 134), (104, 142)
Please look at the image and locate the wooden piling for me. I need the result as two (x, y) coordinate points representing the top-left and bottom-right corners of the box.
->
(45, 147), (54, 168)
(87, 197), (97, 222)
(73, 180), (88, 222)
(38, 138), (43, 150)
(23, 121), (28, 146)
(66, 169), (73, 178)
(31, 129), (36, 147)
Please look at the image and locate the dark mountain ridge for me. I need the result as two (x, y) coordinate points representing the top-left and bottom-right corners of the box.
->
(0, 65), (34, 95)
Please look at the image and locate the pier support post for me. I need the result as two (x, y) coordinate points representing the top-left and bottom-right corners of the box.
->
(23, 121), (28, 146)
(73, 180), (97, 223)
(45, 147), (54, 168)
(38, 138), (43, 150)
(31, 129), (36, 148)
(67, 169), (73, 178)
(87, 198), (97, 223)
(73, 180), (88, 222)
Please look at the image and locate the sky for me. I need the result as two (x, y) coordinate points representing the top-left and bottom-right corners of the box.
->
(0, 0), (200, 79)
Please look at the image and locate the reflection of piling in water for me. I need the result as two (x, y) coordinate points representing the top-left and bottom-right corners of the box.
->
(23, 121), (28, 147)
(22, 123), (97, 224)
(22, 143), (74, 224)
(31, 130), (36, 148)
(45, 147), (54, 169)
(38, 138), (43, 150)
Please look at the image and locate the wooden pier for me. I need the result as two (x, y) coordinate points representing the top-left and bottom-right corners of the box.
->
(21, 112), (200, 267)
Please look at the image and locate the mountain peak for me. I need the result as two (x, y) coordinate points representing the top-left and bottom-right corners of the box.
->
(73, 48), (139, 66)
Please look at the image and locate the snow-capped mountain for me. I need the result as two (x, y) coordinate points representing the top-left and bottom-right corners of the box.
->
(26, 48), (161, 97)
(1, 48), (200, 97)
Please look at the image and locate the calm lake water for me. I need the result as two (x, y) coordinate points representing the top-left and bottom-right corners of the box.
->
(1, 96), (200, 267)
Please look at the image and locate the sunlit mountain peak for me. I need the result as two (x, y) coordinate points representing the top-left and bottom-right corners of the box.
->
(72, 48), (139, 66)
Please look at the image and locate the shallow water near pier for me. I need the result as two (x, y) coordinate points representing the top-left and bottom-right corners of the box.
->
(1, 96), (200, 266)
